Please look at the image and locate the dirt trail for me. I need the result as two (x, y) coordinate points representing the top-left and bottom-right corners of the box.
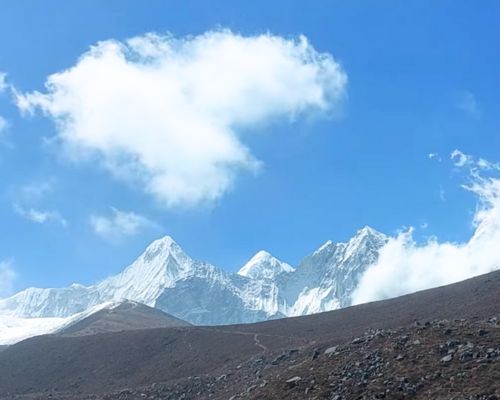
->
(253, 333), (267, 352)
(199, 326), (306, 353)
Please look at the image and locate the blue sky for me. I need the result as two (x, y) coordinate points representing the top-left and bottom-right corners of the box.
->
(1, 1), (500, 293)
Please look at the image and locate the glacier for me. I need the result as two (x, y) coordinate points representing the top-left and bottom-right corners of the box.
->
(0, 226), (388, 344)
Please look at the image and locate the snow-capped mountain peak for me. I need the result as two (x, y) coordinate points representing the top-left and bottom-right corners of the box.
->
(285, 226), (389, 317)
(141, 235), (187, 262)
(343, 226), (388, 261)
(356, 225), (387, 241)
(238, 250), (294, 280)
(0, 226), (391, 343)
(313, 240), (336, 256)
(0, 235), (198, 319)
(95, 235), (198, 307)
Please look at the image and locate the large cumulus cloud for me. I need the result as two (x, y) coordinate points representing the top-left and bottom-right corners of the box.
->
(17, 30), (347, 207)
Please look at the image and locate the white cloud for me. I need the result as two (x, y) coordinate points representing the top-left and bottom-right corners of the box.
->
(0, 260), (16, 297)
(352, 151), (500, 305)
(90, 207), (157, 241)
(451, 149), (472, 167)
(16, 30), (347, 207)
(428, 152), (441, 162)
(14, 205), (68, 227)
(477, 158), (500, 171)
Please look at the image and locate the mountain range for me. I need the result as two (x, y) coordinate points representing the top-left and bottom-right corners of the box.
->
(0, 226), (388, 344)
(3, 267), (500, 398)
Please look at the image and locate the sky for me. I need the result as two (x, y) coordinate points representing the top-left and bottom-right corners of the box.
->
(1, 1), (500, 294)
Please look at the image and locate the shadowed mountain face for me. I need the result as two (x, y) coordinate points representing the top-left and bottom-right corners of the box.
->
(1, 269), (500, 398)
(58, 300), (191, 337)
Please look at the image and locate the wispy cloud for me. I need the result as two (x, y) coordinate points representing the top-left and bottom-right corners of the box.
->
(353, 151), (500, 304)
(439, 185), (446, 202)
(0, 116), (8, 137)
(0, 72), (7, 93)
(90, 207), (157, 242)
(428, 152), (441, 162)
(455, 90), (480, 116)
(15, 30), (347, 208)
(0, 116), (13, 149)
(0, 260), (16, 297)
(0, 73), (12, 144)
(14, 205), (68, 227)
(451, 149), (473, 167)
(11, 180), (67, 227)
(17, 180), (55, 202)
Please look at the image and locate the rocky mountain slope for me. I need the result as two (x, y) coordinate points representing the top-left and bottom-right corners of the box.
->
(0, 300), (190, 345)
(1, 269), (499, 399)
(0, 226), (388, 338)
(93, 318), (500, 400)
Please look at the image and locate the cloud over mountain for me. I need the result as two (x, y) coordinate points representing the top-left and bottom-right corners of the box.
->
(16, 30), (347, 207)
(353, 151), (500, 304)
(90, 207), (157, 241)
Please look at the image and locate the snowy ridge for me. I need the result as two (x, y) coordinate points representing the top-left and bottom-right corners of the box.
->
(95, 236), (196, 306)
(288, 226), (388, 316)
(0, 236), (198, 318)
(0, 300), (126, 345)
(238, 250), (294, 280)
(0, 226), (389, 344)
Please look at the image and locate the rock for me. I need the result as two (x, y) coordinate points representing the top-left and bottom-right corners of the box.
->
(286, 376), (302, 387)
(441, 354), (453, 363)
(459, 350), (474, 361)
(324, 346), (338, 355)
(271, 353), (288, 365)
(246, 385), (257, 393)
